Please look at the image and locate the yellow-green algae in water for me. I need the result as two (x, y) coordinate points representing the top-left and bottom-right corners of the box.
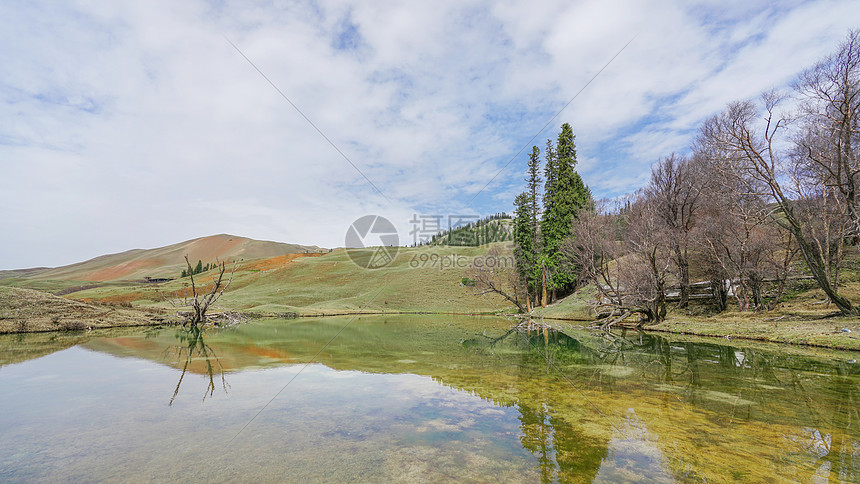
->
(0, 315), (857, 482)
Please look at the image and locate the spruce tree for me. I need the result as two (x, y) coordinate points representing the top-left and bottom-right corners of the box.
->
(543, 138), (557, 219)
(526, 145), (542, 297)
(513, 192), (533, 310)
(538, 138), (558, 305)
(194, 259), (203, 275)
(540, 123), (591, 299)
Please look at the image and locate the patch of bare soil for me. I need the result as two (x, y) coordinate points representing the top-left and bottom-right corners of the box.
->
(240, 252), (324, 272)
(81, 259), (160, 281)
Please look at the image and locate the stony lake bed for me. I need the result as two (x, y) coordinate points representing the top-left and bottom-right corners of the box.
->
(1, 315), (858, 482)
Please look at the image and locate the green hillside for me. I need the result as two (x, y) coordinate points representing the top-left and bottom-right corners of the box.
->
(422, 216), (513, 247)
(64, 243), (516, 316)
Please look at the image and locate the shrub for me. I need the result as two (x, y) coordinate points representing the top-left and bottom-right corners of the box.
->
(62, 321), (89, 331)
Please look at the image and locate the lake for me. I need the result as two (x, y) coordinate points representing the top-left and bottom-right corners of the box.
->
(1, 315), (858, 482)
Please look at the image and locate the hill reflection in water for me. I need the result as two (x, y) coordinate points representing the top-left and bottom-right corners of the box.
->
(1, 315), (858, 482)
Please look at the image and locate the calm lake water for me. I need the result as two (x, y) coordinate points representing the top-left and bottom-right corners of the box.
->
(1, 315), (858, 482)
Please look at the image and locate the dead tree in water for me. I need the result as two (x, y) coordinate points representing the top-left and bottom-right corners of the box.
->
(180, 255), (236, 327)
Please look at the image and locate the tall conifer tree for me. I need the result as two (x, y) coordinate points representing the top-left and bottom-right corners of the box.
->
(539, 123), (591, 300)
(526, 146), (543, 297)
(513, 192), (533, 310)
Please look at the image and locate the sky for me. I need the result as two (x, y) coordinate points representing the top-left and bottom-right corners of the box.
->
(1, 0), (858, 269)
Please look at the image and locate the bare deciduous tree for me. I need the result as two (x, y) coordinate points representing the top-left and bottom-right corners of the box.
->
(697, 190), (791, 311)
(645, 153), (704, 308)
(795, 29), (860, 236)
(469, 245), (526, 313)
(176, 255), (237, 327)
(692, 154), (800, 312)
(698, 91), (858, 315)
(565, 196), (671, 327)
(624, 196), (672, 323)
(564, 203), (623, 310)
(789, 142), (852, 296)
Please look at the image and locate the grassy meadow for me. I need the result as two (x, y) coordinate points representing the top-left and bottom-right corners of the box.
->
(64, 244), (514, 316)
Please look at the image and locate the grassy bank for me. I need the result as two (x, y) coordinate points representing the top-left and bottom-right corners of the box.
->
(533, 283), (860, 351)
(645, 313), (860, 351)
(0, 286), (171, 334)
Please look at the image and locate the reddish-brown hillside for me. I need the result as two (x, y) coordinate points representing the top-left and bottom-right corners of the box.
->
(9, 234), (323, 282)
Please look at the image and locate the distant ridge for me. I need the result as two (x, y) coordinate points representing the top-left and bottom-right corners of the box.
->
(0, 234), (324, 282)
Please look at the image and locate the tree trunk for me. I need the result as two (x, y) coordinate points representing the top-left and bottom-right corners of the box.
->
(789, 216), (858, 314)
(674, 244), (690, 308)
(833, 235), (844, 293)
(541, 263), (547, 308)
(769, 235), (796, 310)
(749, 274), (762, 310)
(711, 277), (728, 312)
(647, 247), (667, 322)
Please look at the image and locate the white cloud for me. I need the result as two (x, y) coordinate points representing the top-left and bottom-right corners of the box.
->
(0, 0), (856, 268)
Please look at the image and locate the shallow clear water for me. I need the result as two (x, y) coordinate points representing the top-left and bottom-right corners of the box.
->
(1, 315), (858, 482)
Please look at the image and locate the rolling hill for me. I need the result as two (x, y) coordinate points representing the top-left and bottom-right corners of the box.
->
(65, 243), (513, 316)
(1, 233), (514, 316)
(0, 234), (323, 282)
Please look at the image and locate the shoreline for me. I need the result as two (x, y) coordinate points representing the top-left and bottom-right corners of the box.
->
(621, 316), (860, 352)
(5, 306), (859, 353)
(4, 282), (858, 351)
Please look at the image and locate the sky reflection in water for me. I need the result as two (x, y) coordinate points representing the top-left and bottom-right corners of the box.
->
(0, 315), (858, 482)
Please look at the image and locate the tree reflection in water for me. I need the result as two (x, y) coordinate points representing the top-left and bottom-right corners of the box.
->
(503, 326), (610, 483)
(465, 325), (860, 482)
(165, 326), (229, 406)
